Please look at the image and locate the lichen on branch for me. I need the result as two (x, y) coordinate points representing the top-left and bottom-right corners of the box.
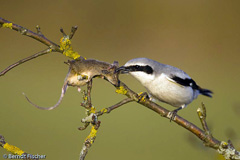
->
(2, 22), (13, 29)
(59, 35), (81, 59)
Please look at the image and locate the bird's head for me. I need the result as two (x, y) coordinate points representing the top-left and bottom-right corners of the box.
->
(116, 58), (155, 84)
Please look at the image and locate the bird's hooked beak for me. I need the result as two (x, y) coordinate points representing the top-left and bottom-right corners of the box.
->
(115, 66), (130, 74)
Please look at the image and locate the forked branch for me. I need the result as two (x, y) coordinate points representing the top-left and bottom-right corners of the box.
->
(0, 17), (60, 50)
(79, 81), (101, 160)
(0, 17), (81, 76)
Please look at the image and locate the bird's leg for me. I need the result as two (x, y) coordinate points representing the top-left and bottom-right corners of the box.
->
(168, 104), (186, 122)
(137, 92), (150, 102)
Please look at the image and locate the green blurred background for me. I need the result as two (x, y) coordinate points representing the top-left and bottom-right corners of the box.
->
(1, 0), (240, 160)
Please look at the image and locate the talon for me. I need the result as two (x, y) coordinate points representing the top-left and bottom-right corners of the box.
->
(168, 106), (184, 122)
(168, 110), (178, 122)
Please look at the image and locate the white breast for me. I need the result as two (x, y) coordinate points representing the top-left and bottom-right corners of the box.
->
(141, 73), (197, 107)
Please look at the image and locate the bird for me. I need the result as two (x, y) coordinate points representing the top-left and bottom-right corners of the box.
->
(116, 57), (213, 121)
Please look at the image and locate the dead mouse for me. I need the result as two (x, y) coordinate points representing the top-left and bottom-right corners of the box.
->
(66, 57), (120, 90)
(23, 58), (120, 110)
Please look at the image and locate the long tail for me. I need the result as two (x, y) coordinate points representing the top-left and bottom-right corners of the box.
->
(199, 88), (213, 98)
(22, 67), (71, 110)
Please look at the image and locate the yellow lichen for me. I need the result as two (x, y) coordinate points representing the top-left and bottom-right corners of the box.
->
(222, 141), (228, 147)
(2, 23), (13, 29)
(59, 37), (81, 59)
(84, 95), (88, 101)
(100, 108), (108, 113)
(115, 86), (127, 95)
(138, 92), (143, 95)
(60, 37), (71, 50)
(89, 106), (96, 114)
(3, 143), (24, 155)
(85, 126), (98, 144)
(138, 92), (146, 102)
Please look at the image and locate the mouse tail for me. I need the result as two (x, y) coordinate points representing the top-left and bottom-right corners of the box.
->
(23, 67), (71, 110)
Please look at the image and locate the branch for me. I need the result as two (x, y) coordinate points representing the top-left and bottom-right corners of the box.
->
(0, 134), (43, 160)
(80, 80), (93, 110)
(0, 17), (82, 76)
(114, 81), (240, 159)
(197, 104), (240, 159)
(0, 48), (51, 76)
(79, 115), (101, 160)
(79, 80), (101, 160)
(79, 88), (133, 160)
(86, 80), (93, 109)
(96, 98), (133, 116)
(197, 103), (212, 144)
(0, 17), (60, 50)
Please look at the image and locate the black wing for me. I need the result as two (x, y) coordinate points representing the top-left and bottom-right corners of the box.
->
(170, 75), (213, 97)
(171, 76), (199, 90)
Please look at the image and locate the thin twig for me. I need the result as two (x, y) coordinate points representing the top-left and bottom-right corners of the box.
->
(69, 26), (78, 40)
(80, 81), (93, 110)
(0, 48), (51, 76)
(86, 80), (93, 109)
(96, 98), (133, 116)
(35, 25), (44, 36)
(60, 28), (67, 37)
(197, 103), (211, 137)
(0, 17), (60, 50)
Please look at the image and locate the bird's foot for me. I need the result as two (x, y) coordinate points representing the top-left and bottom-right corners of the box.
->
(168, 110), (178, 122)
(137, 92), (149, 102)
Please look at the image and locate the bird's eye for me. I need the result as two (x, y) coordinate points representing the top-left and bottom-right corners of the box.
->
(135, 65), (140, 69)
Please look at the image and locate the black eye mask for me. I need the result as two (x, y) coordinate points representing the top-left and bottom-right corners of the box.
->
(116, 65), (153, 74)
